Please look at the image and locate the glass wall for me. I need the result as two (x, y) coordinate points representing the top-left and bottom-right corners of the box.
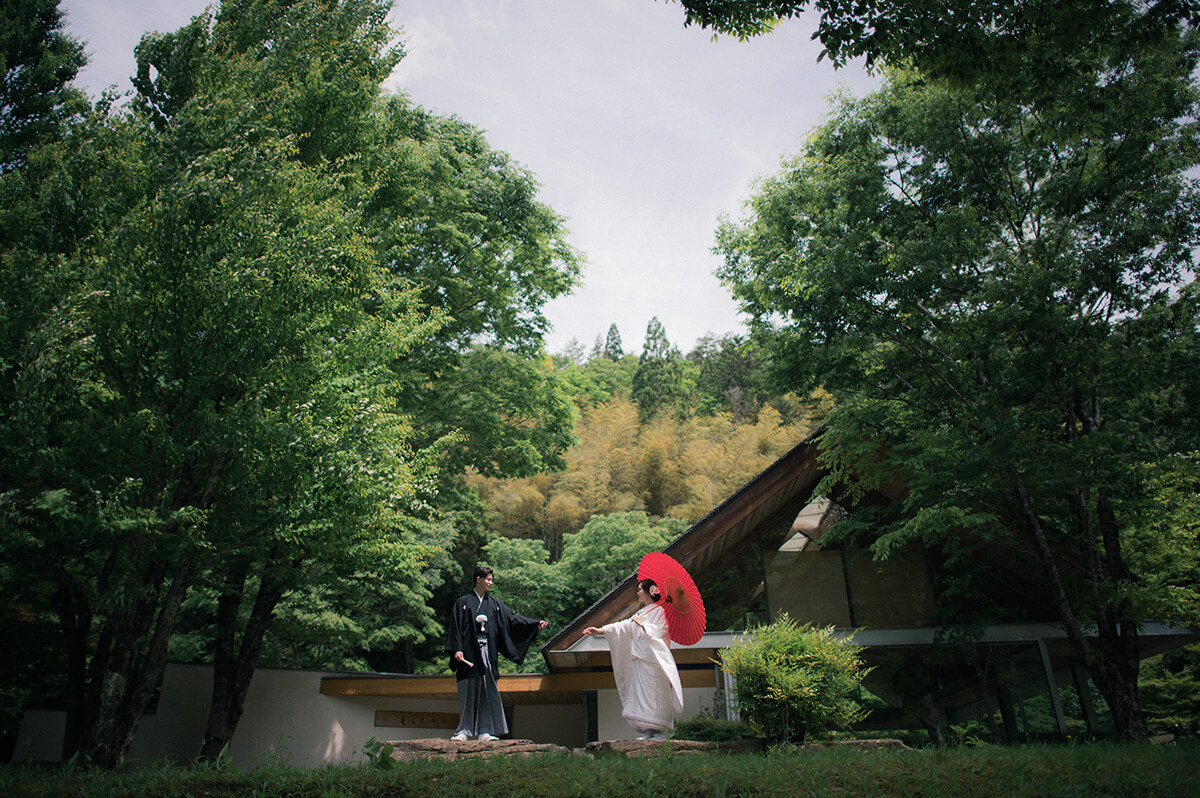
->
(695, 496), (1098, 741)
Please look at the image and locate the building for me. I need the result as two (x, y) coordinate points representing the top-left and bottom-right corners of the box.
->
(15, 427), (1196, 765)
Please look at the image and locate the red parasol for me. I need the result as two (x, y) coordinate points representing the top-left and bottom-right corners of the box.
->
(637, 552), (706, 646)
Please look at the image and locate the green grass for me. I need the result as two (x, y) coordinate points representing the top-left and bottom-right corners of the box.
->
(2, 741), (1198, 797)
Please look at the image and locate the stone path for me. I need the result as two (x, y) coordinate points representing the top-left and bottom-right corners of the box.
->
(386, 738), (570, 761)
(386, 737), (908, 762)
(585, 738), (765, 757)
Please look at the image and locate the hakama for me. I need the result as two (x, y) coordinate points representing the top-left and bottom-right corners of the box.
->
(445, 591), (542, 738)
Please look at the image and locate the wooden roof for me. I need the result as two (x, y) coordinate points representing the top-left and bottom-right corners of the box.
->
(540, 425), (904, 669)
(319, 667), (718, 705)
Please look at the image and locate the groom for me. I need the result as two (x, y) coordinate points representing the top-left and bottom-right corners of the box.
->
(445, 566), (548, 741)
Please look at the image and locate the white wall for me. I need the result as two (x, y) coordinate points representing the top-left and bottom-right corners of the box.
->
(596, 686), (717, 740)
(10, 710), (64, 764)
(15, 663), (719, 767)
(14, 664), (455, 768)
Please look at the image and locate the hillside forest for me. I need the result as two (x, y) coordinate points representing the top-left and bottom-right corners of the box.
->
(257, 323), (822, 675)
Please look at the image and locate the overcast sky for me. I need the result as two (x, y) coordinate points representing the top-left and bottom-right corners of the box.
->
(61, 0), (879, 356)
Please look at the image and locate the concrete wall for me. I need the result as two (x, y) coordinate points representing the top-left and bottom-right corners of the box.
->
(595, 686), (717, 741)
(511, 703), (587, 747)
(15, 663), (714, 767)
(10, 710), (64, 765)
(14, 664), (391, 768)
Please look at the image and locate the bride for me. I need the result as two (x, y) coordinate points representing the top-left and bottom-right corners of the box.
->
(583, 578), (684, 740)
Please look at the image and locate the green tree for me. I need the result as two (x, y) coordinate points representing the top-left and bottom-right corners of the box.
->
(9, 0), (580, 764)
(632, 316), (687, 420)
(556, 336), (587, 366)
(603, 323), (625, 360)
(580, 352), (639, 404)
(117, 0), (448, 763)
(359, 92), (581, 637)
(362, 96), (580, 478)
(672, 1), (1200, 82)
(1140, 643), (1200, 736)
(482, 536), (564, 632)
(1125, 454), (1200, 631)
(419, 347), (576, 480)
(0, 0), (450, 768)
(485, 510), (684, 639)
(687, 332), (762, 419)
(0, 0), (87, 172)
(715, 29), (1200, 741)
(556, 511), (683, 617)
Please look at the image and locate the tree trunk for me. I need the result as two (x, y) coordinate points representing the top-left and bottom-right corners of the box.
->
(77, 553), (193, 768)
(199, 555), (285, 761)
(54, 580), (93, 760)
(1012, 474), (1147, 741)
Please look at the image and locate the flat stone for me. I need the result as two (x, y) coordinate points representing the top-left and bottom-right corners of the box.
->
(586, 738), (765, 757)
(386, 736), (908, 761)
(386, 738), (571, 762)
(585, 737), (910, 757)
(794, 739), (912, 752)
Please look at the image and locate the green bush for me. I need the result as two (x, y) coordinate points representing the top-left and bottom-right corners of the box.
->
(670, 712), (753, 742)
(719, 614), (870, 742)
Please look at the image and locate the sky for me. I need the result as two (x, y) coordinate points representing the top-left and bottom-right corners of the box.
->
(61, 0), (880, 356)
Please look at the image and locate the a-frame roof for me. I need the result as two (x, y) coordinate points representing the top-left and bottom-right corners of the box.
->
(541, 422), (1197, 674)
(540, 424), (904, 670)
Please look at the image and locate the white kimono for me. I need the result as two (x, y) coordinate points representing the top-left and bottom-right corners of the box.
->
(602, 603), (685, 732)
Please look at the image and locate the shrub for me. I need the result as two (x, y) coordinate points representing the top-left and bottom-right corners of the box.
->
(719, 614), (870, 742)
(670, 712), (753, 742)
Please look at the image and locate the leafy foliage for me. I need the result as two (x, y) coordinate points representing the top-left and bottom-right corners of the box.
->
(0, 0), (581, 767)
(0, 0), (87, 172)
(632, 316), (688, 420)
(1123, 454), (1200, 630)
(719, 615), (870, 741)
(603, 323), (625, 360)
(670, 712), (753, 742)
(716, 26), (1200, 740)
(484, 510), (681, 644)
(687, 333), (764, 419)
(675, 1), (1200, 86)
(1140, 643), (1200, 736)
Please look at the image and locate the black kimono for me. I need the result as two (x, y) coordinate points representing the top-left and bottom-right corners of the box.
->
(445, 591), (542, 737)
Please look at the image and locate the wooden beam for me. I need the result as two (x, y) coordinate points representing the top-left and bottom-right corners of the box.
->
(320, 667), (717, 701)
(375, 710), (458, 729)
(321, 675), (455, 696)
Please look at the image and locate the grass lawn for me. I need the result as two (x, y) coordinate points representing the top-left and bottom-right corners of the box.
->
(2, 740), (1197, 797)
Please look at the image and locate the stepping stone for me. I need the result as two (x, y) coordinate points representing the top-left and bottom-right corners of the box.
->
(386, 737), (571, 761)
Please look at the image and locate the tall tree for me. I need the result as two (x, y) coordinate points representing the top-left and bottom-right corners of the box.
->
(716, 29), (1200, 742)
(356, 92), (581, 658)
(603, 323), (625, 360)
(557, 336), (587, 366)
(0, 0), (447, 768)
(361, 93), (580, 507)
(122, 0), (443, 763)
(1, 0), (582, 764)
(632, 316), (687, 420)
(687, 332), (762, 419)
(0, 0), (86, 173)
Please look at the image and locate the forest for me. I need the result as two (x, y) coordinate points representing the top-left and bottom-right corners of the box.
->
(2, 0), (1198, 769)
